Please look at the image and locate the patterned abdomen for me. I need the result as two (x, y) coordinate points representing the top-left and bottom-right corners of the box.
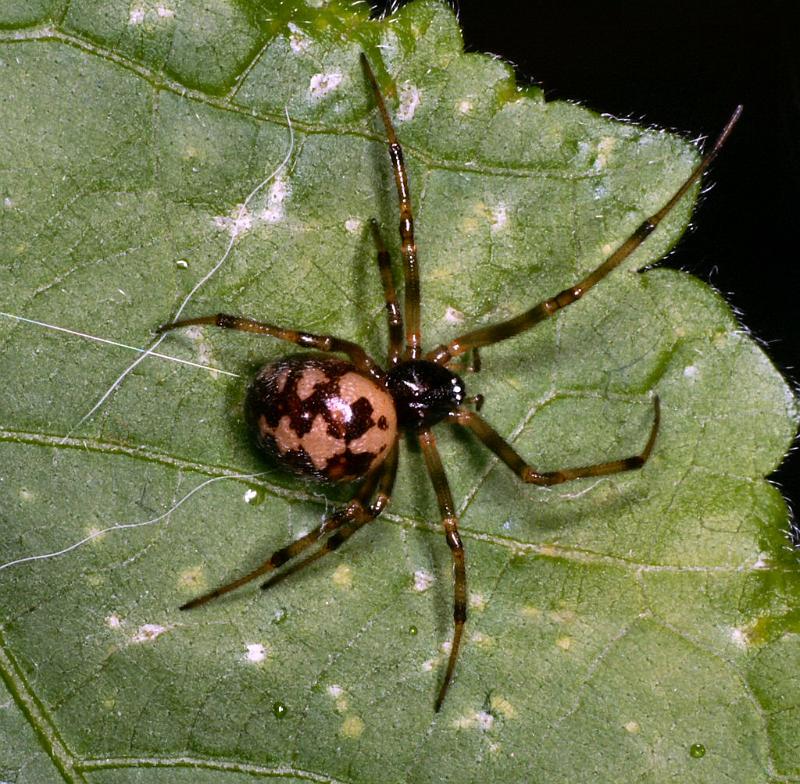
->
(246, 355), (397, 483)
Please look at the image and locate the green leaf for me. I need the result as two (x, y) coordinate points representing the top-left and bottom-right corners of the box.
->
(1, 2), (797, 782)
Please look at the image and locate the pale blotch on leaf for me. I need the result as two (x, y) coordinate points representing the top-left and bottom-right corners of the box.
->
(752, 552), (771, 569)
(421, 657), (438, 672)
(457, 99), (473, 115)
(490, 694), (517, 719)
(549, 608), (577, 624)
(396, 83), (421, 122)
(131, 624), (169, 644)
(556, 636), (572, 651)
(344, 217), (362, 234)
(684, 365), (699, 380)
(454, 710), (494, 731)
(3, 196), (13, 209)
(413, 569), (434, 592)
(244, 643), (267, 663)
(332, 563), (352, 589)
(730, 627), (749, 648)
(327, 684), (348, 713)
(259, 176), (292, 224)
(185, 325), (217, 377)
(468, 592), (486, 611)
(624, 720), (641, 734)
(287, 22), (310, 54)
(488, 203), (509, 233)
(309, 72), (344, 100)
(214, 204), (254, 238)
(340, 714), (365, 739)
(243, 488), (258, 504)
(519, 605), (542, 620)
(105, 613), (122, 630)
(444, 306), (465, 325)
(179, 566), (205, 590)
(19, 488), (34, 501)
(470, 631), (493, 647)
(593, 136), (617, 171)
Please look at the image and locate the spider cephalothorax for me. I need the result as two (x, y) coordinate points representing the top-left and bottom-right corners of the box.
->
(157, 54), (741, 710)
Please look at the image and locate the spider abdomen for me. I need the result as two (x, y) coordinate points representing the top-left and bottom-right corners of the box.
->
(386, 359), (466, 430)
(246, 355), (397, 483)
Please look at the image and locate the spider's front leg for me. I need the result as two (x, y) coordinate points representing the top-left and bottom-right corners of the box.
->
(418, 428), (467, 711)
(179, 449), (396, 610)
(450, 396), (660, 486)
(156, 313), (383, 380)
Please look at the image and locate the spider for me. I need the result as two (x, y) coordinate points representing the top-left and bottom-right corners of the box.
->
(157, 54), (742, 711)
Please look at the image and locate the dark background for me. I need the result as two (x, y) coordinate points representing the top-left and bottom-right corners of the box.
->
(371, 0), (800, 533)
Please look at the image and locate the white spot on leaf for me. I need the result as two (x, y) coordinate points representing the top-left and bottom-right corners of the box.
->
(454, 710), (494, 731)
(243, 488), (258, 504)
(593, 136), (616, 170)
(288, 22), (310, 53)
(244, 643), (267, 663)
(105, 613), (122, 629)
(684, 365), (699, 379)
(489, 203), (508, 232)
(444, 306), (465, 325)
(730, 627), (748, 648)
(259, 175), (291, 223)
(344, 217), (362, 234)
(214, 204), (254, 237)
(309, 71), (343, 99)
(413, 569), (434, 592)
(753, 552), (770, 569)
(396, 82), (421, 122)
(132, 624), (168, 643)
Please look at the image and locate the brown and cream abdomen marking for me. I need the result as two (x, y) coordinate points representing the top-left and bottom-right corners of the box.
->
(246, 355), (398, 483)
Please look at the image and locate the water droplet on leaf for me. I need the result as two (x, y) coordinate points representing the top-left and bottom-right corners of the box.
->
(273, 701), (287, 719)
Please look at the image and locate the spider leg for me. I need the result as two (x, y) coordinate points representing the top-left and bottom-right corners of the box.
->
(260, 442), (398, 591)
(418, 428), (467, 712)
(179, 461), (387, 611)
(426, 106), (743, 365)
(450, 396), (660, 486)
(157, 313), (383, 381)
(369, 219), (404, 366)
(446, 347), (482, 375)
(361, 53), (422, 360)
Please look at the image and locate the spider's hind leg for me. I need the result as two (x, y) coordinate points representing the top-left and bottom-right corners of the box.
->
(418, 428), (467, 712)
(179, 446), (397, 610)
